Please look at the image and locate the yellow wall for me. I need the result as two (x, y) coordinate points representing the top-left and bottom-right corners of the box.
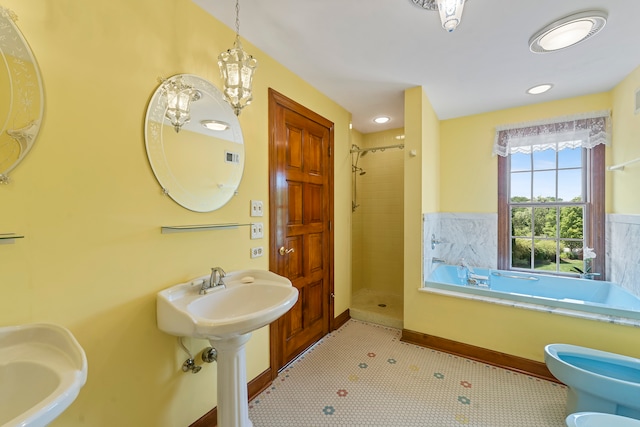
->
(0, 1), (351, 426)
(611, 64), (640, 214)
(404, 87), (439, 331)
(439, 92), (612, 213)
(420, 92), (440, 215)
(411, 291), (640, 361)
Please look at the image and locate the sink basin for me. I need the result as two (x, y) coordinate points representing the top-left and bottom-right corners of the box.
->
(0, 323), (88, 427)
(157, 269), (298, 339)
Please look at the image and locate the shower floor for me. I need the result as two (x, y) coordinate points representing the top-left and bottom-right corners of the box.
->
(350, 288), (403, 329)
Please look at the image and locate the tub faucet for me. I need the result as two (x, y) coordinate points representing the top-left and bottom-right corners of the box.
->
(460, 258), (475, 274)
(467, 274), (490, 288)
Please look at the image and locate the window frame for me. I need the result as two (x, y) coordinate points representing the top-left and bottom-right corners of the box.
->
(498, 144), (605, 278)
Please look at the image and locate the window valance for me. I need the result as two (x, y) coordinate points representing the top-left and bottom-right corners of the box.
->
(492, 111), (611, 157)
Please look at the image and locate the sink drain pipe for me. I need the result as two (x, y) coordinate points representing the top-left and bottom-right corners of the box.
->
(178, 337), (217, 373)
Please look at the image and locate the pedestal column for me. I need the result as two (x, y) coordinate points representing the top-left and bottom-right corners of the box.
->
(210, 333), (253, 427)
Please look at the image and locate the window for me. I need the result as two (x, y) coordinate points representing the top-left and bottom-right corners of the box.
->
(495, 112), (608, 277)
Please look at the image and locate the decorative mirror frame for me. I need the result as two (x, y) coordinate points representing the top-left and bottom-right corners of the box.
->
(0, 7), (45, 184)
(145, 74), (245, 212)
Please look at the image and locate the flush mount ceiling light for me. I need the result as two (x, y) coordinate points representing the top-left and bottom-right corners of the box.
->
(527, 84), (553, 95)
(529, 10), (607, 53)
(218, 0), (258, 115)
(410, 0), (468, 33)
(374, 116), (390, 124)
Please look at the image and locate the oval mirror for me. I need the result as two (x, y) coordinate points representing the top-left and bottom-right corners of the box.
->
(0, 7), (45, 184)
(144, 74), (244, 212)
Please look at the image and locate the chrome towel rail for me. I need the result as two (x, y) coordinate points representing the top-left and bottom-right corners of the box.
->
(491, 271), (539, 281)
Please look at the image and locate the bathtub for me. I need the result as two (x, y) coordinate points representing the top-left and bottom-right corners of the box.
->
(424, 265), (640, 321)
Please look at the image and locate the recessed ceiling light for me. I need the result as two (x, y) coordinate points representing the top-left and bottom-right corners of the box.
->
(527, 84), (553, 95)
(201, 120), (230, 131)
(374, 116), (390, 124)
(529, 10), (607, 53)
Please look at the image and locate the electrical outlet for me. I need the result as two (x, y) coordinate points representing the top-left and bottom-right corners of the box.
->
(250, 200), (264, 217)
(250, 247), (264, 258)
(250, 222), (264, 239)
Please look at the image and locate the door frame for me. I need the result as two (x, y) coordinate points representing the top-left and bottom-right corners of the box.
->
(267, 88), (335, 379)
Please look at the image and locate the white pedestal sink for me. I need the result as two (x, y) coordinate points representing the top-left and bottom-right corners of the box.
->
(0, 323), (88, 427)
(157, 269), (298, 427)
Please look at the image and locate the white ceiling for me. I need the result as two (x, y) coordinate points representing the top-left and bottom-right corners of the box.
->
(193, 0), (640, 134)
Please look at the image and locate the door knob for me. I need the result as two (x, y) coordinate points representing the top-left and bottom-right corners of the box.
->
(279, 246), (295, 256)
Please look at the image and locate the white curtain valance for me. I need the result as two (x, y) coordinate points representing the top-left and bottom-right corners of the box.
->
(492, 111), (611, 157)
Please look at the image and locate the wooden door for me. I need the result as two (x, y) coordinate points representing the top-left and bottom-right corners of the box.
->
(268, 89), (334, 373)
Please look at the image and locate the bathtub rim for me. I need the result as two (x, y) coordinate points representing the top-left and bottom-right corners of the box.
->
(418, 285), (640, 328)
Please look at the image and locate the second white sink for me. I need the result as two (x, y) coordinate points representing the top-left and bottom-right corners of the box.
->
(0, 323), (88, 427)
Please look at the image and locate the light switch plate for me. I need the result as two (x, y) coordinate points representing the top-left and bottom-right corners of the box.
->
(250, 222), (264, 239)
(250, 200), (264, 217)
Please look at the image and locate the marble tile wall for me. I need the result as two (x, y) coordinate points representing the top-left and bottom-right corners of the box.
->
(607, 214), (640, 296)
(423, 213), (497, 279)
(423, 213), (640, 298)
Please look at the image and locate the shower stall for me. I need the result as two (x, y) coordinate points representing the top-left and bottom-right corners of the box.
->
(350, 131), (405, 329)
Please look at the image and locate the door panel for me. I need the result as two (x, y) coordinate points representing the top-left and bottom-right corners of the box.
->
(269, 89), (334, 372)
(287, 182), (303, 226)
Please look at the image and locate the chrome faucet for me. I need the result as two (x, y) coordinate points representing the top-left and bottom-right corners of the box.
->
(198, 267), (226, 294)
(460, 258), (475, 274)
(210, 267), (226, 287)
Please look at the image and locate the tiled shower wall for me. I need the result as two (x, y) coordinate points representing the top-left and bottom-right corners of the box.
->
(351, 130), (404, 297)
(424, 212), (640, 298)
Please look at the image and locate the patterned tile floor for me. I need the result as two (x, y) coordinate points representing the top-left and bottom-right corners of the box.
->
(248, 320), (568, 427)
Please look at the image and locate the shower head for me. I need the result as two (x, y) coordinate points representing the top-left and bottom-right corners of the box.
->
(359, 150), (368, 157)
(352, 165), (366, 175)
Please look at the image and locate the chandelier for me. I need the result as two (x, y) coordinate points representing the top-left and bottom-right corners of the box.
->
(218, 0), (258, 116)
(410, 0), (467, 33)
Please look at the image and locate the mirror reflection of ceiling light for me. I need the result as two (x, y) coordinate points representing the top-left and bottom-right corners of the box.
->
(529, 10), (607, 53)
(201, 120), (230, 131)
(527, 84), (553, 95)
(374, 116), (390, 124)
